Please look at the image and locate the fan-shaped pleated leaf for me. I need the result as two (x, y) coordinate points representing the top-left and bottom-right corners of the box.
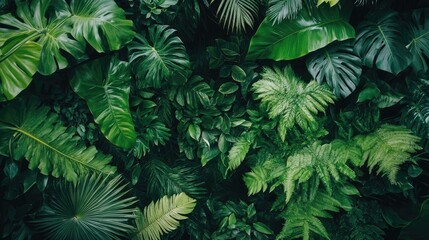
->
(406, 9), (429, 74)
(134, 193), (196, 240)
(69, 0), (135, 52)
(215, 0), (259, 33)
(252, 66), (335, 141)
(0, 97), (115, 182)
(70, 56), (137, 149)
(307, 41), (362, 98)
(355, 124), (421, 183)
(266, 0), (303, 24)
(34, 174), (136, 240)
(247, 3), (355, 60)
(129, 25), (190, 89)
(354, 11), (412, 74)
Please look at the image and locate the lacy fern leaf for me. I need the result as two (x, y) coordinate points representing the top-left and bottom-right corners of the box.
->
(0, 97), (115, 182)
(278, 191), (343, 240)
(355, 124), (421, 183)
(252, 66), (335, 140)
(134, 193), (196, 240)
(215, 0), (260, 33)
(227, 131), (255, 171)
(283, 141), (356, 202)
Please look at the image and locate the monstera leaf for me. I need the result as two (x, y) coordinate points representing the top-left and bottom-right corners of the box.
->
(354, 11), (412, 74)
(0, 97), (116, 182)
(69, 0), (135, 52)
(307, 41), (362, 98)
(129, 25), (190, 89)
(0, 0), (85, 100)
(406, 9), (429, 74)
(247, 3), (355, 60)
(70, 56), (137, 149)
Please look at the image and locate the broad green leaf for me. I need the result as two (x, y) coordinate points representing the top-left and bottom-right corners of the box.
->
(0, 97), (115, 182)
(188, 124), (201, 140)
(406, 9), (429, 74)
(0, 0), (85, 76)
(357, 83), (380, 102)
(134, 193), (196, 240)
(69, 0), (135, 52)
(70, 56), (137, 149)
(247, 3), (355, 60)
(231, 65), (246, 82)
(354, 11), (412, 74)
(307, 41), (362, 98)
(399, 199), (429, 240)
(253, 222), (274, 235)
(0, 40), (41, 101)
(129, 25), (190, 89)
(219, 82), (239, 95)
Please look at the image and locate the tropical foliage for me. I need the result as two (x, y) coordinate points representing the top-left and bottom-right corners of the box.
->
(1, 0), (429, 239)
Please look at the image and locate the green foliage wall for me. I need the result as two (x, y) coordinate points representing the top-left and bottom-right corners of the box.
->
(1, 0), (429, 239)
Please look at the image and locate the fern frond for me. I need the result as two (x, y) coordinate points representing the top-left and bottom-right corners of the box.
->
(266, 0), (303, 24)
(215, 0), (260, 33)
(252, 66), (335, 141)
(243, 165), (269, 195)
(143, 159), (206, 199)
(0, 97), (115, 182)
(34, 174), (137, 240)
(134, 193), (196, 240)
(283, 141), (356, 203)
(278, 191), (342, 240)
(355, 124), (421, 183)
(227, 131), (255, 171)
(317, 0), (339, 7)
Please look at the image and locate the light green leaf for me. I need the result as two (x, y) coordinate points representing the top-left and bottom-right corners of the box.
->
(134, 193), (196, 240)
(70, 56), (137, 149)
(247, 3), (355, 60)
(69, 0), (135, 52)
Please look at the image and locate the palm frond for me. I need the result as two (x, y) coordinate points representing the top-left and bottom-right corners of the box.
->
(215, 0), (260, 33)
(143, 159), (206, 199)
(355, 124), (422, 183)
(401, 92), (429, 152)
(0, 97), (115, 182)
(134, 193), (196, 240)
(266, 0), (303, 24)
(252, 66), (335, 141)
(34, 174), (137, 240)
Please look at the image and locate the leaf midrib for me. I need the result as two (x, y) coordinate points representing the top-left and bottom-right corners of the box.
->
(0, 124), (104, 173)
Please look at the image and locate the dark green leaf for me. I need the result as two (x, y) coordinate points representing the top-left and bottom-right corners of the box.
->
(253, 222), (274, 235)
(231, 65), (246, 82)
(219, 82), (239, 95)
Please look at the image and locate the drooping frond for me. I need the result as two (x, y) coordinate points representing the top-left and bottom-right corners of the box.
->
(134, 193), (196, 240)
(266, 0), (303, 24)
(34, 174), (137, 240)
(401, 92), (429, 151)
(283, 141), (356, 203)
(278, 191), (342, 240)
(355, 124), (422, 183)
(0, 97), (115, 182)
(215, 0), (260, 33)
(252, 66), (335, 141)
(143, 159), (206, 199)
